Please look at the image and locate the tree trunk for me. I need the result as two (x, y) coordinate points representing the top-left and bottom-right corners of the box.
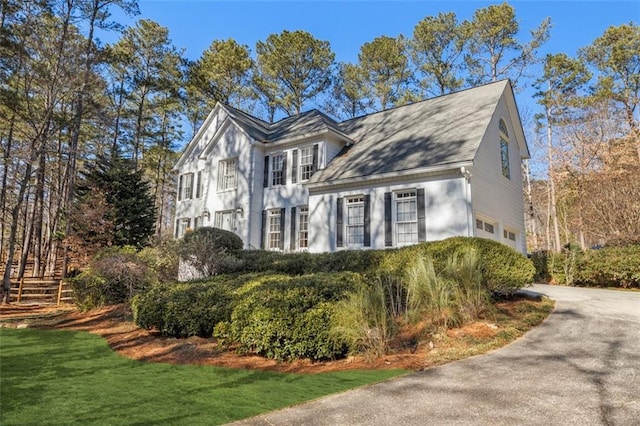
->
(546, 105), (562, 252)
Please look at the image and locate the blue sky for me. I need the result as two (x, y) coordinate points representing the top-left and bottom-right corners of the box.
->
(105, 0), (638, 165)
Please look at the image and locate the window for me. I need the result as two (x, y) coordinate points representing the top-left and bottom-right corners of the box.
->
(299, 147), (313, 181)
(499, 119), (510, 179)
(196, 171), (203, 198)
(346, 196), (365, 246)
(298, 206), (309, 249)
(268, 210), (282, 249)
(476, 218), (495, 234)
(271, 154), (285, 186)
(176, 218), (191, 238)
(218, 159), (236, 191)
(501, 139), (510, 179)
(179, 173), (194, 200)
(214, 210), (235, 232)
(499, 118), (509, 137)
(396, 191), (418, 245)
(503, 229), (516, 241)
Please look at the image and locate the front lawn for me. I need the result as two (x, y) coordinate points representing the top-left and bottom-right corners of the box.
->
(0, 328), (405, 425)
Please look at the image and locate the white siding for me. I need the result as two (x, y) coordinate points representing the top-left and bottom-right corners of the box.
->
(470, 97), (527, 253)
(307, 175), (470, 253)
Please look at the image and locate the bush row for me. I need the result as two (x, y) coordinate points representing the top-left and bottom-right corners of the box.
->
(531, 245), (640, 288)
(132, 272), (364, 360)
(224, 237), (534, 294)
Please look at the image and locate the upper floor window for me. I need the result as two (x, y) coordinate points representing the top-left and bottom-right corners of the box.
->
(178, 173), (194, 201)
(396, 190), (418, 245)
(300, 147), (314, 181)
(271, 154), (285, 186)
(499, 119), (510, 179)
(196, 170), (203, 198)
(218, 159), (236, 191)
(346, 196), (365, 246)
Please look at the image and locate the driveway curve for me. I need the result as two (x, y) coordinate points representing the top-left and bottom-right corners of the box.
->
(232, 284), (640, 425)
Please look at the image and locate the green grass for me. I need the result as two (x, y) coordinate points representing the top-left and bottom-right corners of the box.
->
(0, 328), (406, 425)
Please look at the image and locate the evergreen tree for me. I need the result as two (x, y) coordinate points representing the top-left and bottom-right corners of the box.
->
(74, 155), (156, 251)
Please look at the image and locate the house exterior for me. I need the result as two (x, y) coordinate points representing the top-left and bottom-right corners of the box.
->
(173, 79), (529, 254)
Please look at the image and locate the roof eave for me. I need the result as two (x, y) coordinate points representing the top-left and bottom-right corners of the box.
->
(306, 161), (474, 192)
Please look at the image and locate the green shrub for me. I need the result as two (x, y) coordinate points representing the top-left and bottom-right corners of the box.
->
(138, 236), (180, 283)
(225, 272), (363, 361)
(132, 277), (241, 337)
(574, 245), (640, 288)
(333, 280), (392, 357)
(417, 237), (535, 293)
(70, 246), (158, 310)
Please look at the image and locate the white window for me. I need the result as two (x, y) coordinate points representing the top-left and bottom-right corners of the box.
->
(298, 206), (309, 249)
(214, 210), (235, 232)
(196, 170), (203, 198)
(346, 196), (364, 246)
(271, 154), (284, 186)
(218, 159), (236, 191)
(179, 173), (194, 200)
(499, 119), (510, 179)
(396, 190), (418, 245)
(268, 210), (282, 249)
(476, 218), (495, 235)
(503, 229), (516, 241)
(300, 147), (313, 181)
(177, 218), (191, 238)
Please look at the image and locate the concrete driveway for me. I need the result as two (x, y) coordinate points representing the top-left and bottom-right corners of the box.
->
(232, 284), (640, 425)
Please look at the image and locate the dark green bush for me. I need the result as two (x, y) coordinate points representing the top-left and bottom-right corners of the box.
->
(131, 275), (243, 337)
(70, 246), (158, 310)
(225, 272), (364, 361)
(574, 245), (640, 288)
(417, 237), (535, 293)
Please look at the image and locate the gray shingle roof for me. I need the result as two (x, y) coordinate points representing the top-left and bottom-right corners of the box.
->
(223, 105), (348, 143)
(309, 80), (509, 184)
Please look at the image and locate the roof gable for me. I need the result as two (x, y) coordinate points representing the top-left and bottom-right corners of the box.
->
(309, 80), (512, 185)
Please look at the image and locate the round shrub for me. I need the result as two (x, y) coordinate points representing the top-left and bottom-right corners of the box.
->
(179, 227), (244, 277)
(225, 272), (363, 361)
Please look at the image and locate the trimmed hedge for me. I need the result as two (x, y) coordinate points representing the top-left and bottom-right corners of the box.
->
(131, 274), (244, 337)
(225, 273), (363, 361)
(533, 245), (640, 288)
(226, 237), (533, 293)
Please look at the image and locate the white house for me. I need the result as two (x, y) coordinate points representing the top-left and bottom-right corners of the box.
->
(173, 79), (529, 254)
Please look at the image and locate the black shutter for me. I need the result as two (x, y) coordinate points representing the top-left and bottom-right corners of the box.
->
(417, 188), (426, 242)
(282, 152), (288, 185)
(292, 150), (298, 184)
(196, 171), (201, 198)
(384, 192), (392, 247)
(178, 175), (183, 201)
(364, 194), (371, 247)
(263, 156), (270, 188)
(279, 208), (286, 250)
(312, 144), (319, 175)
(290, 206), (297, 250)
(261, 210), (267, 249)
(336, 197), (344, 248)
(175, 219), (179, 238)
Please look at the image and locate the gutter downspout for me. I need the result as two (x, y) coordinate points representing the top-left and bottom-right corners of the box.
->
(461, 166), (473, 237)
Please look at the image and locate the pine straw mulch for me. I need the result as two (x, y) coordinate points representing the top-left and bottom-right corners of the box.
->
(0, 298), (545, 374)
